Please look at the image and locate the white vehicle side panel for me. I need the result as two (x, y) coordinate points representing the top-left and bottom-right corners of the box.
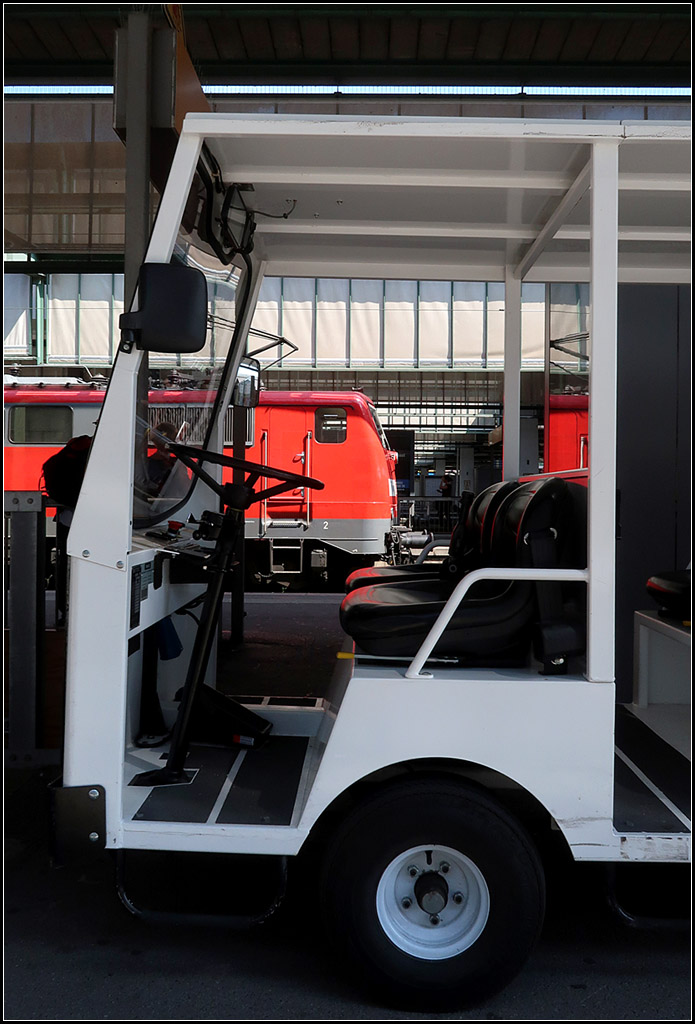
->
(300, 667), (618, 857)
(117, 667), (628, 860)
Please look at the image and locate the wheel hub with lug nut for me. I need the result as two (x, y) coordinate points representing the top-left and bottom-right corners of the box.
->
(414, 870), (449, 915)
(376, 843), (490, 960)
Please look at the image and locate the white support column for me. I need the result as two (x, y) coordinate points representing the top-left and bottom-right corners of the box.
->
(587, 141), (620, 683)
(503, 266), (522, 480)
(146, 131), (203, 262)
(68, 132), (203, 570)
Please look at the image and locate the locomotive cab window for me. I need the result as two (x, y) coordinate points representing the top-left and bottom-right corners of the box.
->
(8, 405), (73, 444)
(315, 407), (347, 444)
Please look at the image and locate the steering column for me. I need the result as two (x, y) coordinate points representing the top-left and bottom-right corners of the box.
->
(131, 445), (324, 787)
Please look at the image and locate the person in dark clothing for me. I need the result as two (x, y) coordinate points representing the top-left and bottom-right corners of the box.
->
(437, 473), (454, 529)
(133, 421), (189, 514)
(42, 434), (93, 626)
(146, 421), (178, 495)
(438, 474), (453, 499)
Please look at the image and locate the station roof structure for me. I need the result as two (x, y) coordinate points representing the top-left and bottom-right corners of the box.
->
(4, 4), (691, 88)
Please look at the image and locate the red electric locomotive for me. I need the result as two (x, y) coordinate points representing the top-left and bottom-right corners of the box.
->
(243, 390), (398, 584)
(3, 379), (398, 587)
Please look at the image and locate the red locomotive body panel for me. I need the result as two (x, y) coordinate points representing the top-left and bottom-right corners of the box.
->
(4, 385), (106, 494)
(545, 394), (589, 473)
(4, 383), (397, 579)
(246, 391), (397, 526)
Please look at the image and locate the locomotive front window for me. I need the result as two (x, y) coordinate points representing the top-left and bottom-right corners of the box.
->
(9, 405), (73, 444)
(315, 408), (347, 444)
(368, 405), (390, 450)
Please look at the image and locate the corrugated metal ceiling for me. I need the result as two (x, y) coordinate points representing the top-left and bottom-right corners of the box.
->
(4, 5), (691, 87)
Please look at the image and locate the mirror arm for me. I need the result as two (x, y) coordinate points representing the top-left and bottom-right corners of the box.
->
(118, 328), (138, 354)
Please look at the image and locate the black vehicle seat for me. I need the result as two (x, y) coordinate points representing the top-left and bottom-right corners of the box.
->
(344, 482), (517, 594)
(448, 478), (521, 578)
(339, 477), (585, 665)
(528, 480), (588, 673)
(646, 568), (691, 622)
(344, 492), (473, 593)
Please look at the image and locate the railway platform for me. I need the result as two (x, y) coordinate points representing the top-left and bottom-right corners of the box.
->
(4, 589), (691, 1021)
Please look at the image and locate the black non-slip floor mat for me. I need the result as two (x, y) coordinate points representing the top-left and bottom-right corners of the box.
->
(615, 704), (690, 818)
(132, 745), (238, 823)
(216, 735), (309, 825)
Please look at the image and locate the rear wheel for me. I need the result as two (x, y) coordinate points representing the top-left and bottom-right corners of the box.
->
(319, 779), (545, 1010)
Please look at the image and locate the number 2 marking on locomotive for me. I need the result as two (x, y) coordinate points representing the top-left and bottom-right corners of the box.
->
(323, 521), (329, 530)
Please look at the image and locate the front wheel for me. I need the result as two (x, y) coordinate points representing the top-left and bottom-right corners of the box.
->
(319, 779), (545, 1010)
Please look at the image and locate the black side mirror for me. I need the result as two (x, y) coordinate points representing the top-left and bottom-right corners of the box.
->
(232, 357), (261, 408)
(119, 263), (208, 353)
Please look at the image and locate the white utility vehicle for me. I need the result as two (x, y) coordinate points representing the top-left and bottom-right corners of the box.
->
(55, 114), (690, 1009)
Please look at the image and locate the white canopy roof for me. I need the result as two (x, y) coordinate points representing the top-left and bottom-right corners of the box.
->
(184, 113), (691, 284)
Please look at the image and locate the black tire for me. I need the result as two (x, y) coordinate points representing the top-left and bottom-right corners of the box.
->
(319, 778), (545, 1010)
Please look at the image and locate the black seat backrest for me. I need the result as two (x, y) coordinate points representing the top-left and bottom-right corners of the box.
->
(488, 477), (588, 672)
(455, 489), (475, 534)
(489, 477), (565, 569)
(443, 492), (475, 561)
(476, 479), (522, 562)
(489, 477), (585, 573)
(439, 479), (520, 583)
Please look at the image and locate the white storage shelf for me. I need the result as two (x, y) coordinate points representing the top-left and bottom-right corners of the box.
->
(631, 610), (691, 760)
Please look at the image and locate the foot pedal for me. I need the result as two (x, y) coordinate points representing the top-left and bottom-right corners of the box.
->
(186, 684), (272, 749)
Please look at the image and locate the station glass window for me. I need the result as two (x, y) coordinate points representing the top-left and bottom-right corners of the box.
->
(315, 407), (347, 443)
(9, 405), (73, 444)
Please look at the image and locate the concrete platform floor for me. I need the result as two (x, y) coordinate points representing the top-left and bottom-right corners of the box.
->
(218, 593), (347, 698)
(4, 592), (691, 1020)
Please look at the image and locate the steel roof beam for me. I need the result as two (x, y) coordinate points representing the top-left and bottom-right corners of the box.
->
(513, 162), (590, 280)
(256, 220), (690, 243)
(216, 167), (691, 192)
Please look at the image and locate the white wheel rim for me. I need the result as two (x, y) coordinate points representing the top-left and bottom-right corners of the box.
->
(376, 844), (490, 960)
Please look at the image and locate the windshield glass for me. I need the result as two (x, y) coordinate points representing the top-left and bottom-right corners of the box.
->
(369, 403), (391, 450)
(132, 238), (246, 526)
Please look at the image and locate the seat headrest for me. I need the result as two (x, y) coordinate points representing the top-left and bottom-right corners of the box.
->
(444, 479), (521, 577)
(457, 490), (475, 521)
(447, 491), (476, 555)
(470, 479), (521, 558)
(488, 477), (587, 569)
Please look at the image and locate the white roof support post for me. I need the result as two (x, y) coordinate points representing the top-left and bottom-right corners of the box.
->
(503, 266), (522, 481)
(146, 131), (203, 262)
(68, 132), (203, 570)
(587, 141), (620, 683)
(64, 130), (206, 792)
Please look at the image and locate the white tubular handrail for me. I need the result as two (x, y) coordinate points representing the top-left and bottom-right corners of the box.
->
(404, 566), (590, 679)
(304, 429), (313, 527)
(259, 431), (268, 536)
